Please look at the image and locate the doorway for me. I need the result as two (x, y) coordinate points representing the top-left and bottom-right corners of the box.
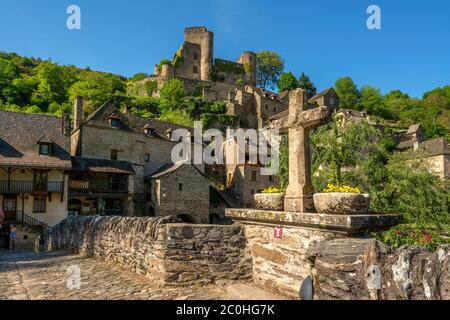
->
(3, 194), (17, 220)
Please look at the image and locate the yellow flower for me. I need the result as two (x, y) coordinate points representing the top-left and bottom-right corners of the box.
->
(323, 184), (361, 194)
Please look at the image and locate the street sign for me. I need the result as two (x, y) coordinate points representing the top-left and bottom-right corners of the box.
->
(10, 225), (17, 239)
(274, 226), (283, 239)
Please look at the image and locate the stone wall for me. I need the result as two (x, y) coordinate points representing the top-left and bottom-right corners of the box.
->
(306, 238), (450, 300)
(45, 216), (252, 286)
(239, 222), (341, 297)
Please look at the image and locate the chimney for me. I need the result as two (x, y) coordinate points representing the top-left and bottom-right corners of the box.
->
(73, 96), (83, 129)
(61, 113), (71, 136)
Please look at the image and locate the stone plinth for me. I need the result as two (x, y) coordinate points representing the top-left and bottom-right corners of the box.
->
(225, 208), (399, 235)
(225, 208), (399, 297)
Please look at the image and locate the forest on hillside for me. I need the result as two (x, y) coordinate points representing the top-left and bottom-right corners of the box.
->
(1, 50), (450, 139)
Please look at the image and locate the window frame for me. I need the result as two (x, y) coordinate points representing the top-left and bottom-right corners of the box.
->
(111, 149), (118, 161)
(33, 196), (46, 213)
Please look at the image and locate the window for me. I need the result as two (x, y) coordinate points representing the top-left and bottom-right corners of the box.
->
(269, 175), (274, 182)
(265, 104), (268, 110)
(193, 66), (199, 74)
(179, 183), (183, 191)
(144, 153), (150, 163)
(33, 196), (46, 213)
(111, 149), (118, 160)
(110, 118), (120, 128)
(330, 97), (335, 106)
(39, 143), (51, 155)
(251, 171), (257, 182)
(273, 106), (277, 112)
(193, 52), (199, 60)
(33, 171), (47, 192)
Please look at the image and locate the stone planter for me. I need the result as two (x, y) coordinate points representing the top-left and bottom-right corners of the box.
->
(254, 193), (285, 211)
(313, 193), (370, 215)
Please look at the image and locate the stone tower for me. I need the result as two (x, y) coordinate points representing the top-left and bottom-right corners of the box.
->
(238, 51), (257, 86)
(184, 26), (214, 81)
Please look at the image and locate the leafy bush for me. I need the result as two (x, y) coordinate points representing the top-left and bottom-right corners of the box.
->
(372, 224), (450, 251)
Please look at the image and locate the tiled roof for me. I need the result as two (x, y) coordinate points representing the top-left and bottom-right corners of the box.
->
(83, 102), (193, 140)
(72, 157), (135, 174)
(0, 110), (71, 169)
(420, 137), (450, 156)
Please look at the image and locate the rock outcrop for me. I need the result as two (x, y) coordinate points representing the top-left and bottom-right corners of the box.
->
(306, 238), (450, 300)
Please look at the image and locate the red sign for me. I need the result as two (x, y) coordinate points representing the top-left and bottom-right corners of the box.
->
(274, 226), (283, 238)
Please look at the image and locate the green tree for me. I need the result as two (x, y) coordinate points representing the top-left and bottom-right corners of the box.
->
(334, 77), (360, 108)
(358, 85), (392, 118)
(256, 51), (284, 90)
(34, 62), (67, 106)
(159, 79), (186, 111)
(298, 72), (317, 99)
(277, 72), (299, 93)
(69, 72), (126, 115)
(129, 72), (149, 82)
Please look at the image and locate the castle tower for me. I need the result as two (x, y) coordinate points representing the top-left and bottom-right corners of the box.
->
(238, 51), (257, 86)
(184, 26), (213, 81)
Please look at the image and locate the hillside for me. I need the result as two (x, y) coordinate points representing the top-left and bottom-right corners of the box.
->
(1, 51), (449, 138)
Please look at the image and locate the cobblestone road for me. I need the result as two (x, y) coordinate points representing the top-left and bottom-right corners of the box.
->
(0, 250), (287, 300)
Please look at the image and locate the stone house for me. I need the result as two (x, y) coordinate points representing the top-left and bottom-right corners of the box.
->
(418, 137), (450, 179)
(309, 87), (340, 109)
(0, 110), (71, 232)
(146, 160), (210, 223)
(397, 123), (425, 150)
(69, 97), (209, 221)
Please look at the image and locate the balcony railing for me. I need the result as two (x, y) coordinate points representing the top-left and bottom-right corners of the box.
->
(68, 180), (128, 194)
(0, 180), (64, 193)
(3, 210), (52, 233)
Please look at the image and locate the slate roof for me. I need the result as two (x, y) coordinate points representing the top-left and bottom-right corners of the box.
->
(309, 87), (334, 102)
(72, 157), (135, 174)
(420, 137), (450, 156)
(83, 102), (193, 140)
(406, 123), (422, 135)
(145, 160), (204, 179)
(397, 139), (416, 150)
(0, 110), (71, 169)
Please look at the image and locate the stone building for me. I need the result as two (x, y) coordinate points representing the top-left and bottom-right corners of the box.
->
(69, 97), (209, 220)
(222, 134), (279, 208)
(146, 160), (210, 223)
(396, 123), (425, 150)
(418, 137), (450, 179)
(134, 26), (287, 131)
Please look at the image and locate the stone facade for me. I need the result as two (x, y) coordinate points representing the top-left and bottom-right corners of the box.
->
(45, 216), (252, 286)
(149, 163), (210, 223)
(70, 100), (209, 221)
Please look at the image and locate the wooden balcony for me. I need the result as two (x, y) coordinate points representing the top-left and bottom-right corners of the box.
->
(68, 180), (128, 194)
(0, 180), (64, 193)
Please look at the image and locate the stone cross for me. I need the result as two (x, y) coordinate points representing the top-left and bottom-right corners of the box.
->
(270, 89), (333, 212)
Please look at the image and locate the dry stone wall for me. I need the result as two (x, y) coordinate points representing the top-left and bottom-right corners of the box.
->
(45, 216), (252, 286)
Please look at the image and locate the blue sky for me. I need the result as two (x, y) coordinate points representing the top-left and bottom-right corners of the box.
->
(0, 0), (449, 98)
